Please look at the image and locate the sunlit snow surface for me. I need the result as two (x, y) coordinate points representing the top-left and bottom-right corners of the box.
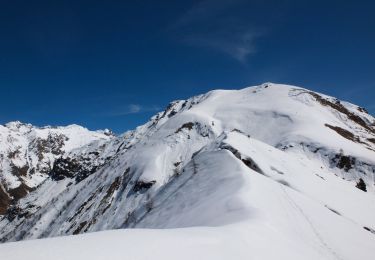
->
(1, 83), (375, 259)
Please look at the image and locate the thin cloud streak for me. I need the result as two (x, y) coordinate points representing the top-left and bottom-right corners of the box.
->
(182, 29), (262, 63)
(171, 0), (264, 63)
(101, 104), (161, 117)
(128, 104), (142, 114)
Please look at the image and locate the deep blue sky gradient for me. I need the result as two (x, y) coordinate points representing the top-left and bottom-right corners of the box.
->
(0, 0), (374, 133)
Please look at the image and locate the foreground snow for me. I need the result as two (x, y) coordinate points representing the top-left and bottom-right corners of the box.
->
(0, 227), (303, 260)
(1, 222), (363, 260)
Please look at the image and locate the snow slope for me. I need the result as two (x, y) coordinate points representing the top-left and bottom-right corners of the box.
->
(1, 133), (374, 260)
(0, 83), (374, 259)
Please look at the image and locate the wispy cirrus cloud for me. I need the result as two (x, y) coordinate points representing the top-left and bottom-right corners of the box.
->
(170, 0), (264, 63)
(127, 104), (142, 114)
(102, 104), (161, 117)
(182, 29), (262, 63)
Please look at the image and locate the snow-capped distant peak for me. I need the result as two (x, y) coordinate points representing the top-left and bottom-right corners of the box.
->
(0, 121), (113, 214)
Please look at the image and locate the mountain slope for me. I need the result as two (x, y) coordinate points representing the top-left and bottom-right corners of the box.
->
(0, 83), (374, 259)
(1, 132), (375, 260)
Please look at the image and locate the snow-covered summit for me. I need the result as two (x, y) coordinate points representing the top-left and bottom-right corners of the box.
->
(0, 83), (374, 260)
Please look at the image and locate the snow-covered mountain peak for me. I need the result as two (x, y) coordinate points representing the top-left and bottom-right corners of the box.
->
(159, 83), (374, 148)
(0, 83), (374, 260)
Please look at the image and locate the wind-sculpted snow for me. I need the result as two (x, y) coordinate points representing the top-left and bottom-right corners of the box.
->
(0, 83), (374, 260)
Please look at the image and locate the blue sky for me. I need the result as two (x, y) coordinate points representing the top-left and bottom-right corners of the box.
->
(0, 0), (374, 133)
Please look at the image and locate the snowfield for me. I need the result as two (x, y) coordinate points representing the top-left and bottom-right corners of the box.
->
(0, 83), (374, 259)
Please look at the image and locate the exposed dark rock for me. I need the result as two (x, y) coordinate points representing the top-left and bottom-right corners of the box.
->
(6, 206), (23, 221)
(68, 193), (95, 222)
(180, 101), (187, 109)
(241, 157), (264, 174)
(333, 153), (356, 172)
(168, 110), (177, 118)
(75, 165), (98, 183)
(174, 161), (181, 167)
(324, 124), (356, 142)
(175, 122), (195, 133)
(313, 147), (322, 153)
(223, 146), (242, 160)
(159, 101), (180, 119)
(82, 218), (97, 233)
(103, 176), (122, 202)
(34, 133), (67, 160)
(356, 178), (367, 192)
(73, 221), (88, 235)
(50, 157), (81, 181)
(363, 226), (375, 234)
(116, 142), (125, 153)
(123, 167), (131, 175)
(5, 200), (34, 221)
(325, 205), (341, 215)
(0, 178), (32, 216)
(0, 186), (11, 215)
(10, 164), (29, 177)
(357, 107), (369, 114)
(231, 128), (245, 134)
(220, 144), (264, 175)
(8, 183), (32, 202)
(50, 155), (101, 183)
(133, 180), (156, 193)
(7, 149), (21, 159)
